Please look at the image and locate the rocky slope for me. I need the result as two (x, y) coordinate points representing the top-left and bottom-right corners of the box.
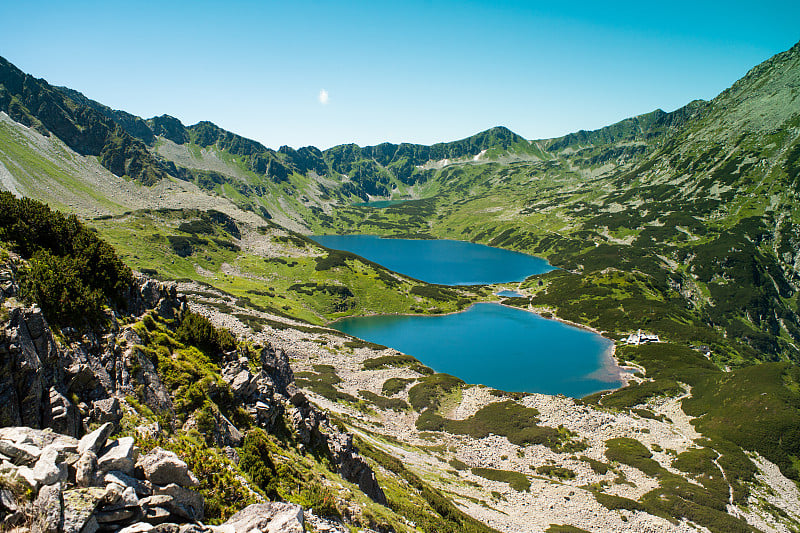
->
(0, 251), (394, 531)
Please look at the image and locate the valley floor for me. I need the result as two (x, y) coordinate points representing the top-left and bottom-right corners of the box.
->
(188, 286), (800, 533)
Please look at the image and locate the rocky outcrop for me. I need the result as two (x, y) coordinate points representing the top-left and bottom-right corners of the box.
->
(0, 275), (184, 436)
(325, 431), (386, 506)
(0, 305), (77, 435)
(216, 341), (387, 505)
(0, 426), (314, 532)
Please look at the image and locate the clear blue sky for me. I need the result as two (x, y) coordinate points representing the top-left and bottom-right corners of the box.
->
(1, 1), (798, 150)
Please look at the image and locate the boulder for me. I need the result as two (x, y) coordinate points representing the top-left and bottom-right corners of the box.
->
(33, 481), (63, 533)
(118, 524), (155, 533)
(98, 437), (138, 475)
(105, 469), (153, 496)
(153, 483), (204, 521)
(76, 451), (100, 487)
(43, 387), (80, 437)
(0, 438), (41, 464)
(327, 431), (386, 505)
(140, 495), (174, 525)
(62, 487), (106, 533)
(137, 448), (197, 488)
(32, 444), (68, 486)
(215, 502), (304, 533)
(91, 397), (123, 425)
(94, 507), (138, 523)
(78, 422), (114, 455)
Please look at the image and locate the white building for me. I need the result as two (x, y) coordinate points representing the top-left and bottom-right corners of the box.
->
(624, 329), (661, 345)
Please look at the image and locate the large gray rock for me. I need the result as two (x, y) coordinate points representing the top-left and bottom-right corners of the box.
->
(214, 502), (304, 533)
(32, 444), (68, 485)
(78, 422), (114, 455)
(153, 483), (204, 521)
(0, 438), (41, 464)
(137, 448), (197, 488)
(118, 524), (154, 533)
(0, 307), (51, 430)
(62, 487), (105, 533)
(105, 469), (153, 496)
(33, 481), (63, 533)
(91, 397), (123, 425)
(98, 437), (138, 475)
(76, 451), (100, 487)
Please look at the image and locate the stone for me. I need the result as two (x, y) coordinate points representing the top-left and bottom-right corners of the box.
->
(76, 451), (100, 487)
(153, 483), (204, 521)
(32, 445), (68, 486)
(43, 387), (80, 437)
(215, 502), (304, 533)
(141, 503), (172, 525)
(153, 525), (181, 533)
(326, 431), (386, 505)
(33, 482), (63, 533)
(177, 525), (209, 533)
(137, 448), (197, 487)
(15, 465), (38, 492)
(95, 508), (137, 523)
(78, 422), (114, 455)
(0, 487), (18, 512)
(118, 524), (154, 533)
(98, 437), (138, 475)
(45, 438), (79, 459)
(0, 439), (41, 464)
(105, 470), (153, 496)
(91, 397), (122, 425)
(62, 487), (105, 533)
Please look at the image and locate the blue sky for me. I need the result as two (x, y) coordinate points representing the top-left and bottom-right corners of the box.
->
(1, 1), (798, 149)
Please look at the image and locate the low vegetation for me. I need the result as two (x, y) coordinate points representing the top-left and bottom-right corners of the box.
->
(0, 192), (131, 324)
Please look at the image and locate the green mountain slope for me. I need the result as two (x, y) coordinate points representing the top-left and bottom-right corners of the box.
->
(0, 56), (171, 185)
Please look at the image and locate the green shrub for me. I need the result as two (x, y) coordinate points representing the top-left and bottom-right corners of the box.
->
(358, 390), (408, 411)
(470, 467), (531, 492)
(604, 438), (662, 477)
(19, 250), (106, 324)
(381, 377), (416, 396)
(176, 311), (236, 358)
(238, 429), (279, 499)
(536, 465), (575, 479)
(0, 192), (132, 325)
(545, 525), (591, 533)
(407, 373), (464, 411)
(295, 483), (341, 519)
(579, 456), (609, 475)
(593, 492), (645, 512)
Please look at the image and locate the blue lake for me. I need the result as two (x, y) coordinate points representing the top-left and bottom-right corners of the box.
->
(310, 235), (554, 285)
(496, 290), (524, 297)
(332, 303), (621, 398)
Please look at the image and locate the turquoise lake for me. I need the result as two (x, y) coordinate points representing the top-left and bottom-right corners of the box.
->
(332, 303), (621, 398)
(311, 235), (554, 285)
